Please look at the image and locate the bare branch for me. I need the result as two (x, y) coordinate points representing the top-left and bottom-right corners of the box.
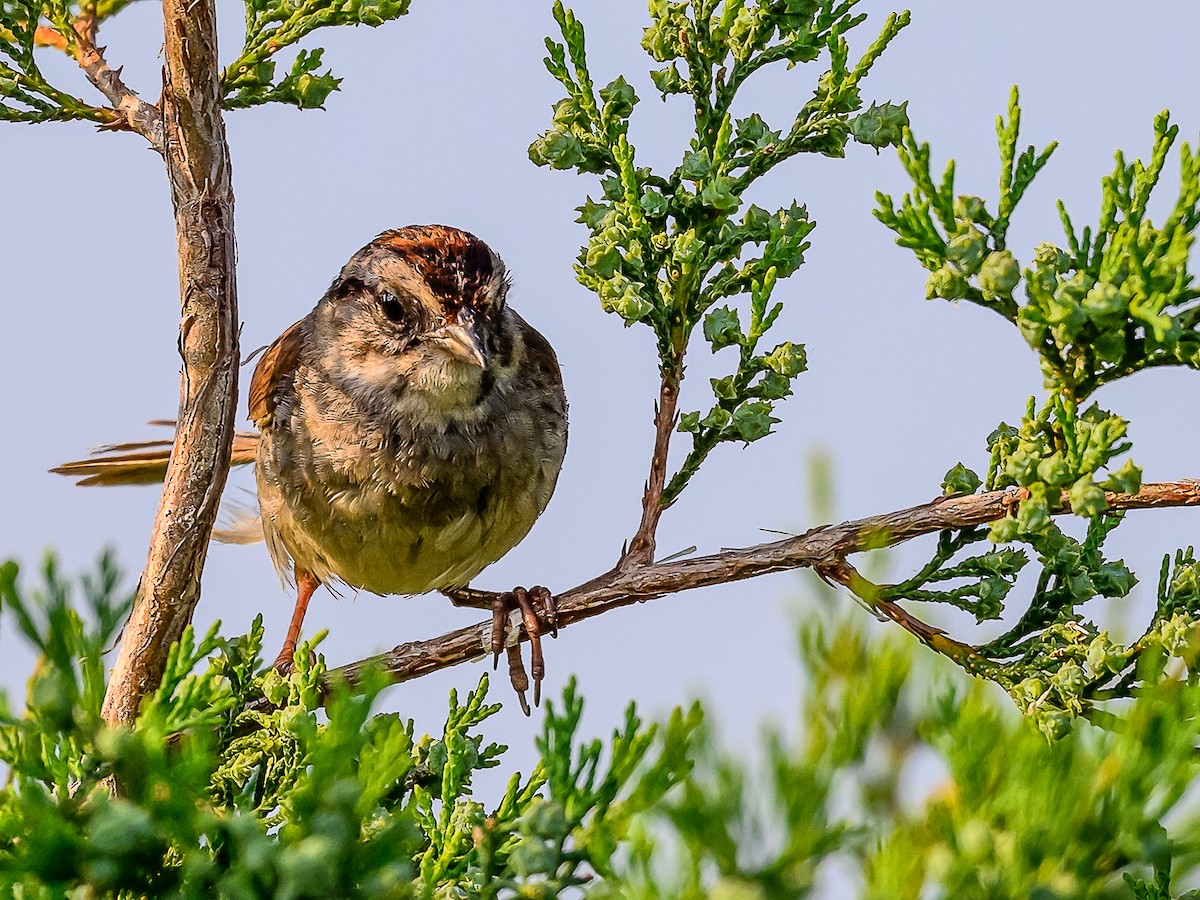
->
(101, 0), (238, 727)
(322, 480), (1200, 692)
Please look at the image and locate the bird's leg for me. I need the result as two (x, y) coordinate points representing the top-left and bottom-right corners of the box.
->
(444, 584), (558, 715)
(274, 569), (319, 672)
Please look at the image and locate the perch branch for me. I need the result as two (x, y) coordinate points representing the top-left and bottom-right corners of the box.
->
(322, 480), (1200, 692)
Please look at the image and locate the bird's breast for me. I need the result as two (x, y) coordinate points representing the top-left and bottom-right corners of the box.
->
(256, 390), (563, 595)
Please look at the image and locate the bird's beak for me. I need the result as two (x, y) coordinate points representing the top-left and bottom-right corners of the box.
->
(435, 308), (488, 369)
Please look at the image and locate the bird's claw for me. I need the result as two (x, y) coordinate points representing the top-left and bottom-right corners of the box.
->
(490, 585), (557, 715)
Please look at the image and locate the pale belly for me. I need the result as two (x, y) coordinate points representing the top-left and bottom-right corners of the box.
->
(256, 453), (550, 595)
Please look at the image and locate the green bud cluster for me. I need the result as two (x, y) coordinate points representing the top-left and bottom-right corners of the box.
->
(985, 396), (1141, 542)
(1164, 550), (1200, 613)
(941, 462), (982, 495)
(980, 618), (1140, 741)
(1014, 234), (1193, 394)
(1148, 612), (1200, 668)
(877, 89), (1058, 325)
(977, 250), (1020, 296)
(880, 93), (1200, 399)
(1007, 675), (1072, 741)
(999, 549), (1200, 727)
(850, 100), (910, 150)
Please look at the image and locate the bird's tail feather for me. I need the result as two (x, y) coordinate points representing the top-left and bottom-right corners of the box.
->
(51, 422), (260, 487)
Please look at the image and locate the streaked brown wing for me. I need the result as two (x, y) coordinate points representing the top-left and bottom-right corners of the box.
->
(517, 317), (564, 393)
(249, 319), (307, 428)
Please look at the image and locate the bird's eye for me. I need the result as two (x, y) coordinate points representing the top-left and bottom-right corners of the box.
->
(379, 292), (408, 325)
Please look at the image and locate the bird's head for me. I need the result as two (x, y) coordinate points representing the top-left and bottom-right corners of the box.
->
(315, 225), (516, 416)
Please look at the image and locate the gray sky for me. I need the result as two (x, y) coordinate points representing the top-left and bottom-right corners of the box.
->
(3, 0), (1200, 795)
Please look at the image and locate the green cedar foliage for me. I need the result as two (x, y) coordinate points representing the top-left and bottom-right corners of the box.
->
(619, 610), (1200, 898)
(0, 554), (701, 898)
(222, 0), (412, 110)
(0, 0), (111, 123)
(6, 0), (1200, 892)
(529, 2), (1200, 743)
(874, 88), (1200, 738)
(5, 555), (1200, 897)
(0, 0), (412, 122)
(530, 0), (910, 506)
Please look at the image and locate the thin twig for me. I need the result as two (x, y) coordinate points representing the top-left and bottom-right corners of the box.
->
(624, 364), (682, 566)
(73, 23), (163, 147)
(814, 557), (976, 662)
(312, 480), (1200, 695)
(34, 13), (163, 145)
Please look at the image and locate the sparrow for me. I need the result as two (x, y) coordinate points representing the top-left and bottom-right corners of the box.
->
(54, 225), (569, 712)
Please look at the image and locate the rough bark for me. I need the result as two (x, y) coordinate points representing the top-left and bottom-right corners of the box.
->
(100, 0), (238, 726)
